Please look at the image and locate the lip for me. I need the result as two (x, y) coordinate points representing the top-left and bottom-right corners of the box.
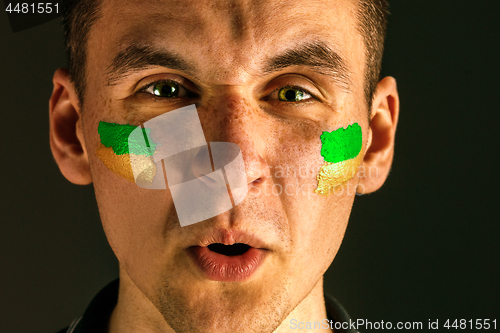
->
(188, 245), (266, 282)
(187, 229), (269, 282)
(194, 229), (268, 249)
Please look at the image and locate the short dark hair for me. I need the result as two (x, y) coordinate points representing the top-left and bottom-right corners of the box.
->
(62, 0), (101, 107)
(356, 0), (390, 107)
(62, 0), (389, 108)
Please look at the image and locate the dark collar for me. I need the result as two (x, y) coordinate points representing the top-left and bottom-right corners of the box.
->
(59, 279), (358, 333)
(58, 279), (118, 333)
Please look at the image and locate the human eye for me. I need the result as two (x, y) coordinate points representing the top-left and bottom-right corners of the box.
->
(276, 86), (313, 102)
(140, 80), (191, 99)
(263, 83), (317, 105)
(259, 75), (329, 120)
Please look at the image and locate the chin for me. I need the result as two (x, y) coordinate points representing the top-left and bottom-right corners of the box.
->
(148, 270), (292, 333)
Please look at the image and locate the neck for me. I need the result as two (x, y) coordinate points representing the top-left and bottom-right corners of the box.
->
(274, 276), (333, 333)
(109, 270), (175, 333)
(109, 269), (332, 333)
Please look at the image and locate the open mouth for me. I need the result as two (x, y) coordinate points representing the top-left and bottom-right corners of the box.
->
(207, 243), (251, 256)
(189, 243), (266, 282)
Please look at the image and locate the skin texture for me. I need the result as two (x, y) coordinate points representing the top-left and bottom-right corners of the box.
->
(49, 0), (400, 332)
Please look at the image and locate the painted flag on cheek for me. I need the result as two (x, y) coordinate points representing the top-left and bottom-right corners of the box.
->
(315, 123), (363, 196)
(96, 122), (158, 185)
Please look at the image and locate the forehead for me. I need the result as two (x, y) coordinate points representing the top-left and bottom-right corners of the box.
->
(89, 0), (364, 85)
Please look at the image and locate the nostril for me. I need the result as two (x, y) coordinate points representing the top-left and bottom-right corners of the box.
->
(245, 157), (270, 184)
(248, 177), (266, 195)
(252, 178), (263, 185)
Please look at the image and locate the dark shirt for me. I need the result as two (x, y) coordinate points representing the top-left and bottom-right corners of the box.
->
(58, 279), (358, 333)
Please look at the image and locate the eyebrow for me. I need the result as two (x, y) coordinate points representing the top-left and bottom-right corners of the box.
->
(263, 41), (351, 91)
(106, 45), (195, 85)
(106, 41), (351, 90)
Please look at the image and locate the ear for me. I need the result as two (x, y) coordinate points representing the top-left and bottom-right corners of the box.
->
(49, 68), (92, 185)
(358, 76), (400, 194)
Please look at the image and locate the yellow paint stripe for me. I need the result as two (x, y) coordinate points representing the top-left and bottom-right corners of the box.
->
(96, 144), (135, 182)
(315, 152), (363, 196)
(96, 143), (158, 186)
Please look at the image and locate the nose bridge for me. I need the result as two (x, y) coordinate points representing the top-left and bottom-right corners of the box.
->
(198, 91), (269, 184)
(201, 91), (258, 150)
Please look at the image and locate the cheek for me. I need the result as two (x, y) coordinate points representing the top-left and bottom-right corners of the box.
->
(94, 172), (171, 249)
(266, 120), (356, 271)
(83, 100), (176, 268)
(266, 119), (325, 207)
(267, 121), (327, 245)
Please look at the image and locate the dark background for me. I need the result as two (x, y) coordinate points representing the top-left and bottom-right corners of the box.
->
(1, 1), (499, 332)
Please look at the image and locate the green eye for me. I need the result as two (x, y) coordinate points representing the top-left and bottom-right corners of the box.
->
(278, 87), (310, 102)
(152, 81), (179, 98)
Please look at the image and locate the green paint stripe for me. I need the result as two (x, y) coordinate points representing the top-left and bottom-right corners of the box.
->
(320, 123), (362, 163)
(98, 121), (157, 156)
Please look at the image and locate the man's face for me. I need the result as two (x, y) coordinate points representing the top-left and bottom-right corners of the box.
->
(81, 0), (368, 331)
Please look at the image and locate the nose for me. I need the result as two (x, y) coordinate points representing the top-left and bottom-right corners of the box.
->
(196, 94), (271, 191)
